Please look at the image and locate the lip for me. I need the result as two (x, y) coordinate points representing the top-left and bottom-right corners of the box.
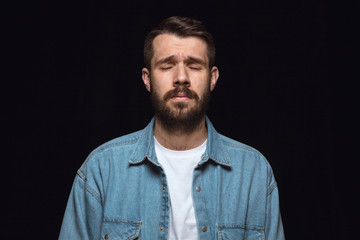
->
(171, 93), (191, 101)
(171, 96), (191, 101)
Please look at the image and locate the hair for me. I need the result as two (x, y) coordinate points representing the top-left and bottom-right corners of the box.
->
(144, 16), (216, 70)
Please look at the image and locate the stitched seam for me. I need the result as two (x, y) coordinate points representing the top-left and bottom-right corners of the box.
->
(220, 135), (264, 155)
(76, 171), (102, 205)
(126, 229), (140, 240)
(130, 128), (148, 163)
(267, 182), (277, 196)
(89, 138), (139, 158)
(102, 218), (142, 240)
(223, 142), (263, 155)
(79, 137), (140, 173)
(103, 217), (142, 225)
(217, 224), (265, 232)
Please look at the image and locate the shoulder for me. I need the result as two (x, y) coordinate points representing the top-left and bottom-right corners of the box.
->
(218, 134), (277, 189)
(78, 129), (144, 175)
(220, 134), (263, 155)
(219, 134), (271, 169)
(220, 134), (264, 158)
(90, 130), (143, 156)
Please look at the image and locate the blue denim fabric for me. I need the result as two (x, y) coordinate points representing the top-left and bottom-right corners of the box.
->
(59, 117), (285, 240)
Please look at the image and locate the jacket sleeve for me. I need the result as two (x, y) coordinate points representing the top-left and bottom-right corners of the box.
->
(59, 173), (103, 240)
(265, 177), (285, 239)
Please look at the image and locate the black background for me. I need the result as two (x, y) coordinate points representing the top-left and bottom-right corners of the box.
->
(5, 0), (352, 239)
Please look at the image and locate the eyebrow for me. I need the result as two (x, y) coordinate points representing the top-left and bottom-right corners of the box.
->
(154, 55), (176, 67)
(154, 55), (206, 67)
(185, 56), (206, 65)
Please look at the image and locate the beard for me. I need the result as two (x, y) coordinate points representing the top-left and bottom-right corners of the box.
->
(150, 83), (211, 134)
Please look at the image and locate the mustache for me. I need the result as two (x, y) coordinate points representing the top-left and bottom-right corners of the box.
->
(163, 86), (199, 101)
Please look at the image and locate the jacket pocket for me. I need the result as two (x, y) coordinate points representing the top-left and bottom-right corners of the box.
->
(217, 224), (264, 240)
(101, 218), (141, 240)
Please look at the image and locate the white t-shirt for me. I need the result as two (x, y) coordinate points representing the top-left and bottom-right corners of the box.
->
(154, 137), (207, 240)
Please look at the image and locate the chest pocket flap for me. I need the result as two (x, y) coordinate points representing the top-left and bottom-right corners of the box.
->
(217, 224), (264, 240)
(101, 218), (141, 240)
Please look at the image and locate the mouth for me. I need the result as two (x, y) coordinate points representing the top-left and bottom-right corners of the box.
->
(163, 86), (198, 103)
(170, 92), (192, 101)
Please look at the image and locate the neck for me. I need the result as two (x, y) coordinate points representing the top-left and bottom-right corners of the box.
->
(153, 116), (207, 151)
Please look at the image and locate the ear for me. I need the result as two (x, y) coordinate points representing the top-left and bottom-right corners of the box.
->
(142, 68), (151, 92)
(210, 66), (219, 91)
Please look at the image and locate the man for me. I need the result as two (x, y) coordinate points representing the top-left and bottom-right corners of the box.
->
(59, 16), (285, 239)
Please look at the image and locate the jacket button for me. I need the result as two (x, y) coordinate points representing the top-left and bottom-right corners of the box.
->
(202, 226), (207, 232)
(104, 234), (109, 239)
(196, 186), (201, 192)
(160, 226), (164, 231)
(162, 185), (166, 190)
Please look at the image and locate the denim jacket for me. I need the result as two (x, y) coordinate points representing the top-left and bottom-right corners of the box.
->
(59, 117), (285, 240)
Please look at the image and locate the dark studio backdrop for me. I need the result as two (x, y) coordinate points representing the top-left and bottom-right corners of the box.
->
(6, 0), (348, 239)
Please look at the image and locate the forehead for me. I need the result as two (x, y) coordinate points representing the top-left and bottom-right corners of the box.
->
(152, 34), (208, 63)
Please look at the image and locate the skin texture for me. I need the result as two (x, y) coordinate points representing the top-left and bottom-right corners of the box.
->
(142, 34), (219, 150)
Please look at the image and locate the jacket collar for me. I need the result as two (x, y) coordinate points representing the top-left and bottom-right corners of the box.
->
(129, 116), (231, 167)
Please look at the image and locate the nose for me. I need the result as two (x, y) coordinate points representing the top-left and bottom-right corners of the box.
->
(173, 64), (190, 87)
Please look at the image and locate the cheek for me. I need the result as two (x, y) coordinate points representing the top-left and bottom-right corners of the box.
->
(150, 79), (169, 98)
(191, 75), (211, 91)
(150, 72), (173, 87)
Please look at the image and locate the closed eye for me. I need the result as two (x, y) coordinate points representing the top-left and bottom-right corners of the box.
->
(160, 66), (173, 70)
(188, 65), (202, 70)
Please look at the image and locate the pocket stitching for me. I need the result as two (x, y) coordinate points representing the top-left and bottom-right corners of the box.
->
(102, 218), (142, 240)
(217, 224), (264, 232)
(103, 217), (142, 226)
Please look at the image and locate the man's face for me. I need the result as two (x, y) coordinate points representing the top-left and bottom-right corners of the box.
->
(142, 34), (219, 132)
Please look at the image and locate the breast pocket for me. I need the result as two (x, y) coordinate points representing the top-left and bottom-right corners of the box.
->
(217, 224), (265, 240)
(101, 218), (141, 240)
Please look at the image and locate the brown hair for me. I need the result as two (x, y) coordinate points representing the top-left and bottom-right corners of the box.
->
(144, 16), (216, 70)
